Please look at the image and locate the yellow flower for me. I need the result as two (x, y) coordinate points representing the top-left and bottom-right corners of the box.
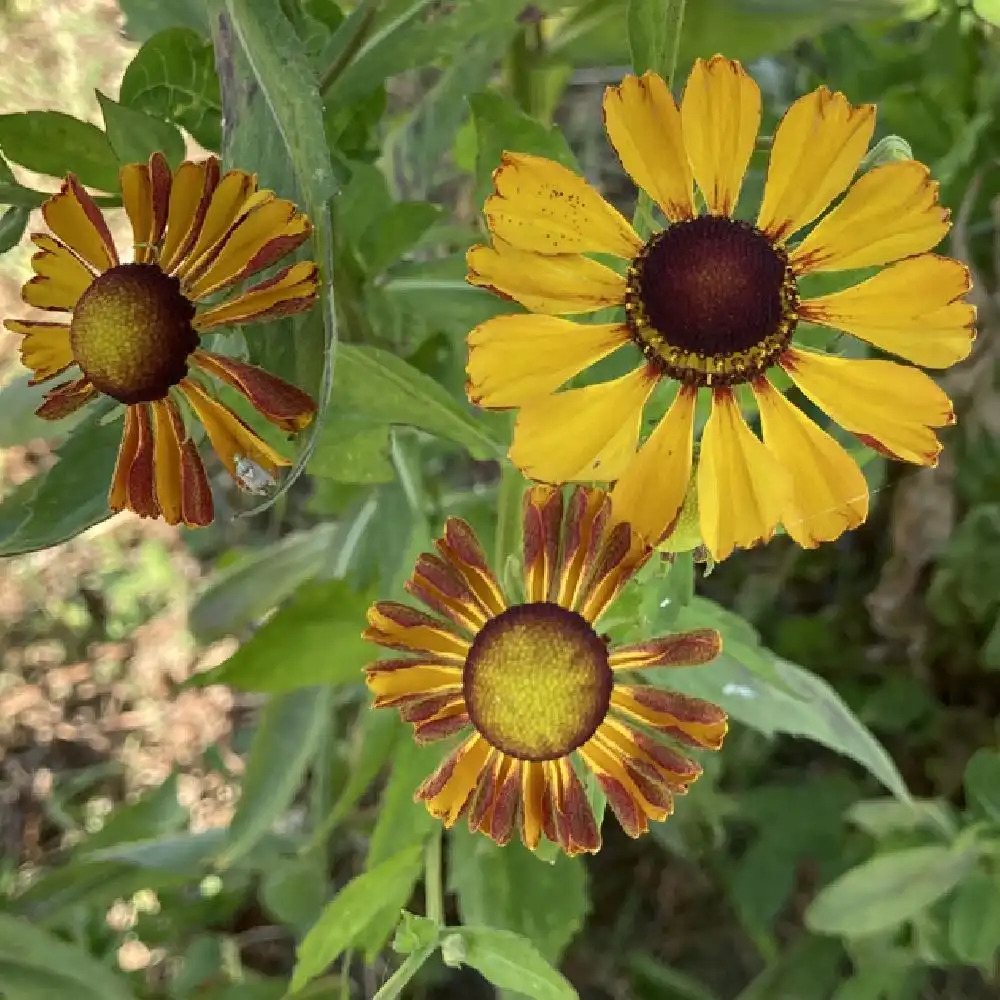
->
(6, 151), (320, 526)
(363, 485), (726, 855)
(465, 57), (976, 561)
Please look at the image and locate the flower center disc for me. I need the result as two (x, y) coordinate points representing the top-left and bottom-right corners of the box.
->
(626, 216), (799, 386)
(70, 263), (198, 404)
(463, 602), (612, 762)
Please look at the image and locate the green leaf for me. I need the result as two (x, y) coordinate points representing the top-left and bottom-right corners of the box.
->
(289, 845), (424, 994)
(847, 798), (956, 839)
(964, 748), (1000, 821)
(661, 654), (912, 802)
(262, 854), (328, 934)
(323, 344), (503, 461)
(449, 829), (588, 963)
(806, 844), (977, 938)
(973, 0), (1000, 27)
(308, 417), (394, 484)
(626, 0), (673, 75)
(188, 524), (337, 643)
(209, 0), (339, 516)
(358, 201), (442, 274)
(452, 926), (578, 1000)
(194, 579), (374, 691)
(96, 91), (186, 168)
(0, 415), (118, 556)
(0, 914), (137, 1000)
(0, 372), (91, 448)
(120, 28), (222, 150)
(219, 688), (333, 867)
(0, 111), (119, 191)
(0, 204), (28, 252)
(948, 867), (1000, 967)
(118, 0), (210, 41)
(82, 773), (188, 850)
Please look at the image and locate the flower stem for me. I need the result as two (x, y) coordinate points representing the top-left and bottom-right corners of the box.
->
(370, 947), (435, 1000)
(425, 827), (444, 926)
(494, 460), (525, 576)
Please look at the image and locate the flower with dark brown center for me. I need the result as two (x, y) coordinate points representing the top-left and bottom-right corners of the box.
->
(363, 485), (726, 855)
(5, 152), (321, 526)
(465, 57), (975, 561)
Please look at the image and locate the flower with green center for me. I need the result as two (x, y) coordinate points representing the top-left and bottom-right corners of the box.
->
(363, 485), (726, 855)
(5, 151), (320, 526)
(465, 56), (976, 561)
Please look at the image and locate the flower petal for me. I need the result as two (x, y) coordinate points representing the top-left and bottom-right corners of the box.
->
(602, 71), (695, 222)
(35, 376), (97, 420)
(23, 234), (95, 311)
(466, 314), (630, 409)
(522, 485), (564, 603)
(799, 254), (975, 369)
(780, 347), (954, 466)
(484, 151), (642, 258)
(611, 685), (728, 750)
(680, 55), (761, 217)
(151, 397), (213, 527)
(109, 405), (140, 514)
(577, 520), (650, 624)
(365, 659), (464, 706)
(110, 403), (158, 519)
(174, 169), (258, 278)
(435, 517), (508, 618)
(406, 552), (492, 634)
(609, 628), (722, 671)
(193, 261), (318, 330)
(178, 376), (290, 481)
(757, 87), (875, 244)
(160, 157), (221, 273)
(466, 239), (627, 314)
(610, 385), (696, 546)
(790, 161), (950, 273)
(5, 319), (73, 384)
(415, 734), (491, 826)
(120, 162), (153, 264)
(698, 388), (791, 561)
(41, 174), (118, 272)
(364, 601), (471, 663)
(509, 364), (656, 482)
(752, 376), (868, 549)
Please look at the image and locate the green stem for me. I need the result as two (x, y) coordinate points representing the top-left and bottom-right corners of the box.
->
(370, 947), (435, 1000)
(494, 460), (525, 574)
(425, 828), (444, 926)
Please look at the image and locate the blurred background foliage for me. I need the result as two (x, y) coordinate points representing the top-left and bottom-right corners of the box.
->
(1, 0), (1000, 998)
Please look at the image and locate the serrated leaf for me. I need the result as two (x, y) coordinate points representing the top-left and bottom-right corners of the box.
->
(194, 579), (374, 691)
(806, 845), (977, 938)
(219, 687), (333, 867)
(455, 926), (578, 1000)
(289, 845), (424, 994)
(97, 91), (186, 168)
(120, 28), (222, 150)
(0, 111), (120, 191)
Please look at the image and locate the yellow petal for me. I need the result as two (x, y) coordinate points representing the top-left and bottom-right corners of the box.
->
(174, 169), (257, 278)
(416, 734), (491, 826)
(610, 385), (696, 545)
(466, 315), (629, 408)
(799, 254), (975, 368)
(509, 365), (656, 482)
(781, 347), (954, 466)
(150, 396), (214, 529)
(193, 261), (319, 330)
(23, 234), (95, 311)
(466, 239), (626, 314)
(41, 174), (118, 273)
(791, 161), (949, 273)
(178, 377), (290, 480)
(757, 87), (875, 244)
(602, 71), (695, 222)
(120, 162), (153, 264)
(160, 158), (221, 273)
(5, 319), (73, 383)
(752, 377), (868, 548)
(484, 151), (642, 258)
(698, 389), (791, 561)
(680, 55), (761, 217)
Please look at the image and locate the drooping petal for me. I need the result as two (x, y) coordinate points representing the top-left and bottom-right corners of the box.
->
(178, 376), (290, 482)
(790, 161), (950, 273)
(680, 55), (761, 217)
(547, 757), (601, 855)
(609, 628), (722, 671)
(484, 151), (642, 258)
(193, 261), (318, 330)
(520, 761), (546, 850)
(150, 397), (213, 527)
(509, 365), (656, 483)
(35, 376), (97, 420)
(780, 347), (954, 466)
(5, 319), (73, 384)
(611, 685), (728, 750)
(798, 254), (975, 369)
(466, 239), (627, 314)
(109, 403), (158, 518)
(698, 388), (791, 561)
(363, 601), (471, 663)
(183, 198), (312, 300)
(751, 377), (868, 549)
(23, 234), (95, 311)
(40, 174), (118, 273)
(522, 485), (564, 603)
(190, 349), (316, 432)
(466, 315), (630, 409)
(109, 405), (141, 514)
(160, 157), (221, 273)
(610, 385), (696, 546)
(415, 734), (492, 826)
(602, 71), (695, 222)
(757, 87), (875, 244)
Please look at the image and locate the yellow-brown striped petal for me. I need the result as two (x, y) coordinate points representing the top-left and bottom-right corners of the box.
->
(608, 629), (722, 671)
(41, 174), (118, 273)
